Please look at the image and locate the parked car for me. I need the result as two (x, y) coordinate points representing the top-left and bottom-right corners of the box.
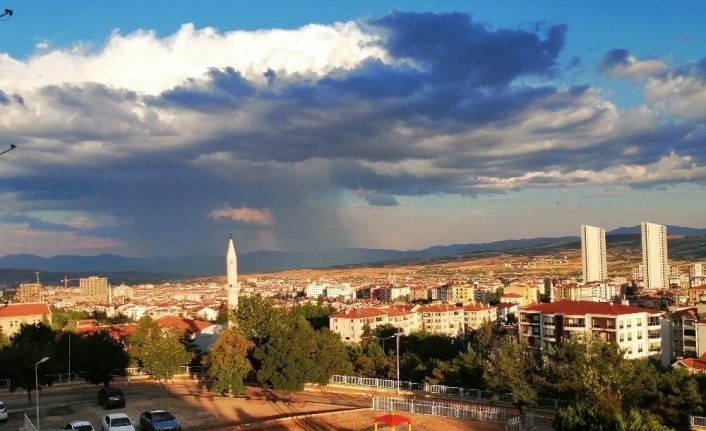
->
(97, 387), (125, 409)
(63, 420), (95, 431)
(139, 410), (182, 431)
(101, 413), (135, 431)
(0, 400), (7, 422)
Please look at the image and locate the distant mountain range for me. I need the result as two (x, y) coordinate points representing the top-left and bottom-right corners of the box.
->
(0, 225), (703, 282)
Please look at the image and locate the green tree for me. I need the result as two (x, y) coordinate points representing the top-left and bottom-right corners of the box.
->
(127, 316), (162, 367)
(203, 327), (253, 396)
(349, 341), (391, 378)
(214, 302), (230, 324)
(554, 402), (663, 431)
(447, 345), (485, 388)
(647, 367), (703, 428)
(485, 337), (538, 414)
(291, 302), (332, 330)
(310, 328), (353, 384)
(74, 331), (130, 387)
(236, 296), (287, 347)
(0, 323), (58, 405)
(0, 326), (8, 348)
(141, 333), (193, 383)
(254, 316), (318, 392)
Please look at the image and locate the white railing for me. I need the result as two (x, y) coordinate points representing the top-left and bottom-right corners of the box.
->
(506, 414), (535, 431)
(117, 365), (208, 377)
(373, 396), (520, 424)
(24, 413), (37, 431)
(692, 415), (706, 428)
(330, 375), (565, 409)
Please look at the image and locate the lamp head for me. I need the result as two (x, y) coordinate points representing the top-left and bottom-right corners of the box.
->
(36, 356), (50, 365)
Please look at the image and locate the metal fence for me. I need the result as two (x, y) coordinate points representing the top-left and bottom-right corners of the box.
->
(692, 415), (706, 428)
(24, 413), (37, 431)
(331, 375), (566, 410)
(505, 414), (535, 431)
(372, 396), (521, 424)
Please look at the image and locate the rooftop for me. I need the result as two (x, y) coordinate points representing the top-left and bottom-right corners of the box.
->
(0, 302), (51, 318)
(523, 300), (661, 316)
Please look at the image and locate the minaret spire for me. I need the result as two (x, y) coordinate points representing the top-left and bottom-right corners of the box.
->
(226, 234), (239, 317)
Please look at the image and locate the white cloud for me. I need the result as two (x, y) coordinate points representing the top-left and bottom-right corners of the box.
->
(604, 55), (667, 80)
(209, 205), (274, 225)
(645, 74), (706, 120)
(0, 22), (388, 95)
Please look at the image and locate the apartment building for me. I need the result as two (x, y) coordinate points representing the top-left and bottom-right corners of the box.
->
(668, 308), (706, 359)
(519, 301), (665, 360)
(641, 222), (669, 290)
(462, 303), (497, 330)
(554, 282), (620, 303)
(503, 283), (538, 306)
(330, 303), (497, 342)
(15, 282), (43, 303)
(79, 276), (110, 303)
(688, 285), (706, 305)
(581, 224), (608, 282)
(0, 302), (52, 338)
(379, 286), (410, 302)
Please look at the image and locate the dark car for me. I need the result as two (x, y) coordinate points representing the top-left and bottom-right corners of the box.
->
(97, 387), (125, 409)
(139, 410), (181, 431)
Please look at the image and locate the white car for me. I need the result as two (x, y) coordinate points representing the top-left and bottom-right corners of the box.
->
(101, 413), (135, 431)
(0, 400), (7, 422)
(63, 420), (95, 431)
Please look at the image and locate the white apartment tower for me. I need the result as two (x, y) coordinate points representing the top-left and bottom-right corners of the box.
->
(581, 225), (608, 282)
(641, 222), (669, 290)
(226, 234), (239, 313)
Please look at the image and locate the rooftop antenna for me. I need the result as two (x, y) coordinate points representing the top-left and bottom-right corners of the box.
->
(0, 9), (12, 20)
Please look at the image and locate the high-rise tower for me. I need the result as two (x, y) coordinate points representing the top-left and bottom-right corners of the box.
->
(581, 225), (607, 282)
(641, 222), (668, 290)
(226, 234), (239, 313)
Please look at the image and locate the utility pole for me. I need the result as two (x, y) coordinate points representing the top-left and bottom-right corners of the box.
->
(396, 330), (401, 394)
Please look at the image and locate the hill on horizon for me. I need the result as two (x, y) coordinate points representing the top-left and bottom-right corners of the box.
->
(0, 224), (703, 282)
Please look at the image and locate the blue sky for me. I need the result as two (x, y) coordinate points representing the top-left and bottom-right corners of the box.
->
(0, 1), (705, 256)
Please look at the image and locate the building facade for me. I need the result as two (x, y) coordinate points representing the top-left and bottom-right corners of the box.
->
(0, 302), (52, 338)
(581, 224), (608, 282)
(79, 276), (109, 302)
(519, 301), (664, 360)
(641, 222), (669, 290)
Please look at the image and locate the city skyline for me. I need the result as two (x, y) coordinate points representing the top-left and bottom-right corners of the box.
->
(1, 1), (706, 257)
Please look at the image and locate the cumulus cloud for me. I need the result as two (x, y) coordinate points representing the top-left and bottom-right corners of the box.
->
(0, 12), (705, 255)
(598, 49), (667, 79)
(209, 205), (274, 225)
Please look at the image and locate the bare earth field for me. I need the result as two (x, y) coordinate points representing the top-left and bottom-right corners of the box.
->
(2, 379), (503, 431)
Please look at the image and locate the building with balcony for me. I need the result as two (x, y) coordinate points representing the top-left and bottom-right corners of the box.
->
(688, 285), (706, 305)
(462, 303), (496, 330)
(519, 300), (665, 360)
(417, 304), (465, 337)
(79, 276), (110, 303)
(668, 307), (706, 359)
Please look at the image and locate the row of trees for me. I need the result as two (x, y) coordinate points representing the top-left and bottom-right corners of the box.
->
(354, 322), (706, 430)
(0, 315), (196, 404)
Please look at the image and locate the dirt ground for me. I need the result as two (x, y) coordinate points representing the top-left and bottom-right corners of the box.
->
(9, 380), (506, 431)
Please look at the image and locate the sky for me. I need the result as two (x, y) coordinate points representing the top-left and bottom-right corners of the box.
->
(0, 1), (705, 257)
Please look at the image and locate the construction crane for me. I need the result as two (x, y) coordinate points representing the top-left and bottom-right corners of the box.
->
(63, 276), (80, 290)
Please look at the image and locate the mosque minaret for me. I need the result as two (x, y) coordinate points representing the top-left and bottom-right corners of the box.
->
(226, 233), (239, 315)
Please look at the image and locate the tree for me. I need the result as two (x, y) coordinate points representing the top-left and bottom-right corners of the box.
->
(310, 328), (353, 384)
(0, 326), (8, 349)
(203, 327), (253, 396)
(485, 337), (539, 414)
(554, 402), (663, 431)
(291, 302), (332, 330)
(127, 316), (162, 367)
(0, 323), (58, 405)
(254, 316), (319, 392)
(647, 367), (703, 428)
(74, 331), (130, 387)
(236, 296), (287, 347)
(448, 345), (485, 388)
(214, 302), (230, 324)
(349, 341), (391, 378)
(141, 333), (193, 383)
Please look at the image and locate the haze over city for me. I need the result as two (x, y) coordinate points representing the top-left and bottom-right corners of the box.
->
(1, 0), (705, 258)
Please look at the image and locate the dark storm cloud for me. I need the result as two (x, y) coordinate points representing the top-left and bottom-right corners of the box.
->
(0, 214), (78, 233)
(5, 11), (706, 255)
(372, 11), (566, 88)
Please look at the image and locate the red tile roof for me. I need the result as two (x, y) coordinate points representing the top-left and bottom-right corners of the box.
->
(76, 323), (138, 340)
(155, 316), (212, 333)
(331, 307), (387, 319)
(496, 302), (519, 309)
(676, 355), (706, 371)
(523, 300), (661, 316)
(671, 308), (699, 320)
(0, 302), (50, 318)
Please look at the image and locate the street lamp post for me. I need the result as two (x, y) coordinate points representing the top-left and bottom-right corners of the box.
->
(370, 330), (403, 394)
(35, 356), (50, 431)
